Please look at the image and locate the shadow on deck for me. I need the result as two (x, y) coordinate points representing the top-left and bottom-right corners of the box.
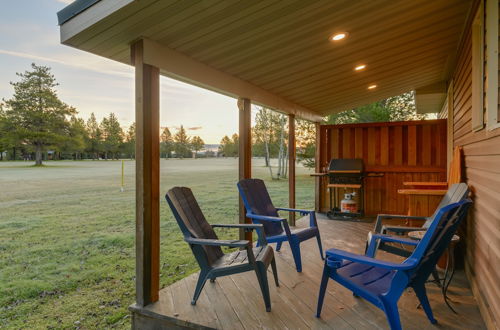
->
(130, 215), (485, 329)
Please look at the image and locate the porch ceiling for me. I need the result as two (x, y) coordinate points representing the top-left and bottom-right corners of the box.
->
(59, 0), (472, 118)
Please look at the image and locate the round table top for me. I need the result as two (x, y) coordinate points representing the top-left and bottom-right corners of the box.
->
(408, 230), (460, 242)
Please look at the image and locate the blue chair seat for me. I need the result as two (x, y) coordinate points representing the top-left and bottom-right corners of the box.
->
(333, 259), (396, 298)
(268, 227), (319, 243)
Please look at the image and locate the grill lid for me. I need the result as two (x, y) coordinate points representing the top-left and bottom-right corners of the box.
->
(328, 159), (364, 172)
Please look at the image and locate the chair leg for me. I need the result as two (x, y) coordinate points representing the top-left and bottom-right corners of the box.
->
(413, 283), (437, 324)
(254, 263), (272, 312)
(276, 241), (282, 251)
(316, 261), (330, 317)
(289, 240), (302, 272)
(316, 234), (324, 260)
(270, 257), (279, 287)
(381, 300), (402, 330)
(192, 271), (210, 305)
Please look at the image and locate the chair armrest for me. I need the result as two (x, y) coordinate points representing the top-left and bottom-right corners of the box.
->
(212, 223), (263, 230)
(326, 248), (417, 270)
(382, 225), (425, 234)
(366, 233), (418, 257)
(373, 214), (427, 233)
(276, 207), (312, 216)
(185, 237), (250, 248)
(246, 214), (287, 223)
(378, 214), (428, 220)
(371, 234), (419, 246)
(212, 223), (268, 246)
(247, 213), (292, 237)
(276, 207), (318, 227)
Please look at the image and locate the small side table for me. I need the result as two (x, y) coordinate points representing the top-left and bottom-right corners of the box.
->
(408, 230), (460, 313)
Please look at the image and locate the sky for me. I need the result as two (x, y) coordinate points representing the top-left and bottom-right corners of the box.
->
(0, 0), (242, 144)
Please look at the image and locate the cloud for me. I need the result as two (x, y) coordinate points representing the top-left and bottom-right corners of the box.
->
(0, 49), (132, 79)
(188, 126), (203, 131)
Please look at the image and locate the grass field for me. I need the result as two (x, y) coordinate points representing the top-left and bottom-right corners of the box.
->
(0, 158), (315, 329)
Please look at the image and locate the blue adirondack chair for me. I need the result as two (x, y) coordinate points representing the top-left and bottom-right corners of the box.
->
(316, 199), (472, 330)
(166, 187), (279, 312)
(367, 183), (469, 258)
(237, 178), (323, 272)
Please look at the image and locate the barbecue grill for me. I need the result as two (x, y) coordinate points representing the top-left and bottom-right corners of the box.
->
(327, 158), (365, 219)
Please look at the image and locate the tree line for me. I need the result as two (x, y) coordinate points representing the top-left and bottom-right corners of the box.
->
(0, 64), (209, 165)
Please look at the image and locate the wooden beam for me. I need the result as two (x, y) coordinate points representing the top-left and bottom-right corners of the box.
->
(288, 114), (296, 226)
(140, 38), (322, 122)
(238, 98), (252, 241)
(132, 40), (160, 307)
(446, 81), (454, 171)
(314, 122), (322, 212)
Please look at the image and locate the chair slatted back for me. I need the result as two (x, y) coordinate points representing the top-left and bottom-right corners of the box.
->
(166, 187), (224, 266)
(422, 183), (469, 229)
(237, 179), (284, 237)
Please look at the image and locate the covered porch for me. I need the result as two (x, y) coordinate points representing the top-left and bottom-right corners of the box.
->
(57, 0), (499, 328)
(130, 215), (485, 329)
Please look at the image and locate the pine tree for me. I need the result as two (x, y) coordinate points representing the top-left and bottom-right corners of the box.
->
(218, 135), (232, 157)
(173, 125), (191, 158)
(231, 133), (239, 157)
(160, 127), (174, 159)
(191, 136), (205, 158)
(125, 122), (136, 159)
(100, 113), (123, 159)
(61, 116), (87, 159)
(3, 64), (75, 165)
(86, 113), (102, 160)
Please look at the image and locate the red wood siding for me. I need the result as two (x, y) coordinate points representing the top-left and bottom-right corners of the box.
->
(318, 120), (447, 215)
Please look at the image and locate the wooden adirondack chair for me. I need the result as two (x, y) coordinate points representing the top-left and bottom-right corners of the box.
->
(367, 183), (469, 257)
(316, 199), (473, 330)
(398, 146), (463, 217)
(166, 187), (279, 312)
(237, 178), (323, 272)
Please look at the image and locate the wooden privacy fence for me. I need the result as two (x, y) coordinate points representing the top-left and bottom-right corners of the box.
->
(317, 119), (447, 216)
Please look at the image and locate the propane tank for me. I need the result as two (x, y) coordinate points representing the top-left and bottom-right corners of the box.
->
(340, 192), (357, 213)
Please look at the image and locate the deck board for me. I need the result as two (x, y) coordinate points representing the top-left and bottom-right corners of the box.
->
(132, 215), (486, 329)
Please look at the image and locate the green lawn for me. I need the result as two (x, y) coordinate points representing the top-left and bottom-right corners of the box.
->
(0, 158), (315, 329)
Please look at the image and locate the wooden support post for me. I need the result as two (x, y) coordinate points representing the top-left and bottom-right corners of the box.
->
(314, 122), (322, 212)
(288, 114), (296, 226)
(132, 40), (160, 307)
(238, 98), (252, 241)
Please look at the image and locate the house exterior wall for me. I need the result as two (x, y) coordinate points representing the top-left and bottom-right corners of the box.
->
(449, 1), (500, 327)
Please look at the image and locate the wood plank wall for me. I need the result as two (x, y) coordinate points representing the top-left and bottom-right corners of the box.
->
(450, 2), (500, 326)
(318, 120), (447, 215)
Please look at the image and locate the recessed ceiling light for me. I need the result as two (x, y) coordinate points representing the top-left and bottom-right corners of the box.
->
(331, 32), (348, 41)
(368, 84), (377, 90)
(354, 64), (366, 71)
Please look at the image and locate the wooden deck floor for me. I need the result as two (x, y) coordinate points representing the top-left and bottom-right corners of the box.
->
(130, 215), (485, 329)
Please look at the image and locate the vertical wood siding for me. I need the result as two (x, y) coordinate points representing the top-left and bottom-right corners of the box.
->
(452, 7), (500, 327)
(318, 120), (447, 215)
